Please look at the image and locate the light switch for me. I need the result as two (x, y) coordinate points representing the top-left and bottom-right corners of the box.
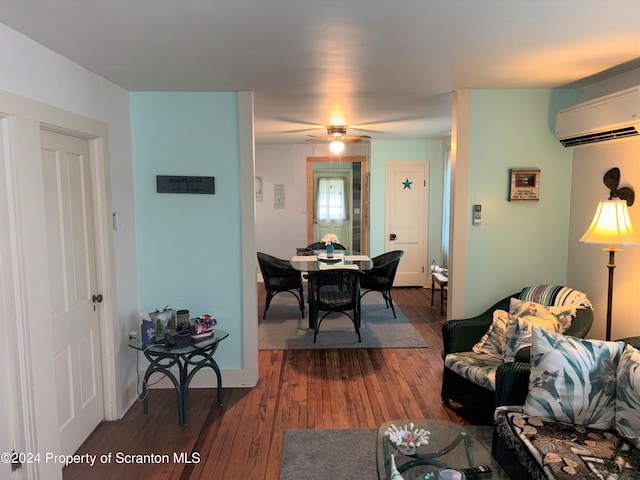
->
(113, 212), (122, 230)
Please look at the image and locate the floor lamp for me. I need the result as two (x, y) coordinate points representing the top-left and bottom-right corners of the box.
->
(579, 169), (638, 341)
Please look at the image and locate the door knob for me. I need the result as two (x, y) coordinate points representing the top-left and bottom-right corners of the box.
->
(92, 294), (104, 303)
(390, 233), (397, 241)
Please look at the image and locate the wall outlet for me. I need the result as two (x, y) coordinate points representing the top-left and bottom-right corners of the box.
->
(129, 331), (138, 340)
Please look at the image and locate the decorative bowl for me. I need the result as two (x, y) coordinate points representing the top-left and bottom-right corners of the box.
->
(384, 423), (430, 455)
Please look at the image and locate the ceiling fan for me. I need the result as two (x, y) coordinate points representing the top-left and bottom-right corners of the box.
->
(306, 125), (371, 153)
(306, 125), (372, 143)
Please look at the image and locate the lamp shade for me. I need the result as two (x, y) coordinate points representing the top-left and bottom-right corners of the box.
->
(579, 199), (638, 246)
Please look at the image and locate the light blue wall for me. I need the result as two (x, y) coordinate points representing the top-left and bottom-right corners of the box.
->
(130, 92), (243, 368)
(369, 139), (445, 264)
(462, 89), (576, 313)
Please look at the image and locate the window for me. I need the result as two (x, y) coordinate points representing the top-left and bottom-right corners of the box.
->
(316, 177), (346, 220)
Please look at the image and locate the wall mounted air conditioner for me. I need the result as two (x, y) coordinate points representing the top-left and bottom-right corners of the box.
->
(555, 85), (640, 147)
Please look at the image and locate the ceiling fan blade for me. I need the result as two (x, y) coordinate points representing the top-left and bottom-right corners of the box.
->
(281, 127), (324, 134)
(306, 134), (371, 143)
(271, 117), (323, 128)
(350, 115), (432, 129)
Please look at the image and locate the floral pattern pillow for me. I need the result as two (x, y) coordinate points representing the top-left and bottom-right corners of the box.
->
(509, 298), (550, 317)
(546, 305), (575, 333)
(472, 309), (510, 358)
(615, 344), (640, 448)
(524, 328), (624, 430)
(509, 298), (574, 333)
(501, 312), (561, 361)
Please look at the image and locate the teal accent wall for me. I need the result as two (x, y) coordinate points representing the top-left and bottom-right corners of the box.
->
(463, 89), (576, 313)
(130, 92), (242, 368)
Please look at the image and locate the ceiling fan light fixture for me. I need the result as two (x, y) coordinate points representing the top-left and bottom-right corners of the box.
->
(329, 140), (345, 154)
(306, 124), (370, 144)
(327, 125), (348, 138)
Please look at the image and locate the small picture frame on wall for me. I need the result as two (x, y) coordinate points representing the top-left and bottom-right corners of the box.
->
(509, 168), (540, 201)
(274, 184), (285, 209)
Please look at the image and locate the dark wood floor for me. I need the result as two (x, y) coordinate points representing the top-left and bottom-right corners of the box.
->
(64, 286), (474, 480)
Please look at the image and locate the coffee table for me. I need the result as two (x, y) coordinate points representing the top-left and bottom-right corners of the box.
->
(376, 419), (509, 479)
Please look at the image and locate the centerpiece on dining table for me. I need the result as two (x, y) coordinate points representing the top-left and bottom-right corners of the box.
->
(321, 233), (339, 258)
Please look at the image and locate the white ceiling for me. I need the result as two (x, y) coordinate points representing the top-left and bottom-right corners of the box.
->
(1, 1), (639, 143)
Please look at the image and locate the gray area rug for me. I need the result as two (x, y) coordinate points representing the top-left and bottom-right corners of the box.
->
(280, 426), (493, 480)
(259, 294), (428, 350)
(280, 428), (377, 480)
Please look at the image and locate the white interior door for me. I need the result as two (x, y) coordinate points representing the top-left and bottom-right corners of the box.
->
(385, 161), (428, 286)
(41, 129), (104, 457)
(313, 171), (352, 249)
(0, 117), (17, 479)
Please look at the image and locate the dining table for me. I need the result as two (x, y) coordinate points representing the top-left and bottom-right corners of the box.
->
(290, 251), (373, 329)
(289, 251), (373, 272)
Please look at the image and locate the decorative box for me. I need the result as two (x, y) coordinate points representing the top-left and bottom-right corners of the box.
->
(150, 307), (177, 340)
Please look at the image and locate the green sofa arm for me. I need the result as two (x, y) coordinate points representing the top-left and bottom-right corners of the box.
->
(514, 347), (531, 363)
(442, 294), (518, 357)
(495, 362), (531, 407)
(619, 336), (640, 349)
(442, 316), (492, 356)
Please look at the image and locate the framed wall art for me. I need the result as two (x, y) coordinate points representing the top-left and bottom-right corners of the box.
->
(509, 168), (540, 201)
(274, 184), (285, 209)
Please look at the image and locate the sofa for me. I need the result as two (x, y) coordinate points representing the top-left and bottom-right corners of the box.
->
(492, 334), (640, 480)
(442, 285), (593, 423)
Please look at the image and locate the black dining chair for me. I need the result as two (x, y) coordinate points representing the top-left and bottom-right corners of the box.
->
(306, 241), (347, 251)
(307, 268), (363, 343)
(257, 252), (305, 320)
(359, 250), (404, 318)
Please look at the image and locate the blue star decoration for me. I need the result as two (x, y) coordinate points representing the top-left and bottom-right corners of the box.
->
(402, 178), (413, 190)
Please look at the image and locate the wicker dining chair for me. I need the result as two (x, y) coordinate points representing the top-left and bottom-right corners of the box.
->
(257, 252), (304, 320)
(306, 241), (347, 251)
(307, 268), (363, 343)
(359, 250), (404, 318)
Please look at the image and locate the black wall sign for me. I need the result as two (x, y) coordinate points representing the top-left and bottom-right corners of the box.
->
(156, 175), (215, 194)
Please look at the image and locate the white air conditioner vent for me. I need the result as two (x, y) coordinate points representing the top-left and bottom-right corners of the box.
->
(556, 86), (640, 147)
(559, 125), (639, 147)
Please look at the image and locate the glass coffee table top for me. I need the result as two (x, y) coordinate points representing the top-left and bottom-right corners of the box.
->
(376, 419), (509, 480)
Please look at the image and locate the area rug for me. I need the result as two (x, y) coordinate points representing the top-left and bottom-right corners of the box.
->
(280, 426), (493, 480)
(259, 294), (428, 350)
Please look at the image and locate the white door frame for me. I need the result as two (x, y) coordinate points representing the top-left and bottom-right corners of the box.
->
(306, 156), (368, 253)
(0, 91), (117, 479)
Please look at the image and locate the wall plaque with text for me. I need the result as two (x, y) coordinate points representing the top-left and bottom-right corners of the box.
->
(508, 169), (540, 201)
(156, 175), (215, 194)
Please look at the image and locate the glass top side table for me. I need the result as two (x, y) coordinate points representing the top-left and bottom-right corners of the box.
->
(129, 329), (229, 425)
